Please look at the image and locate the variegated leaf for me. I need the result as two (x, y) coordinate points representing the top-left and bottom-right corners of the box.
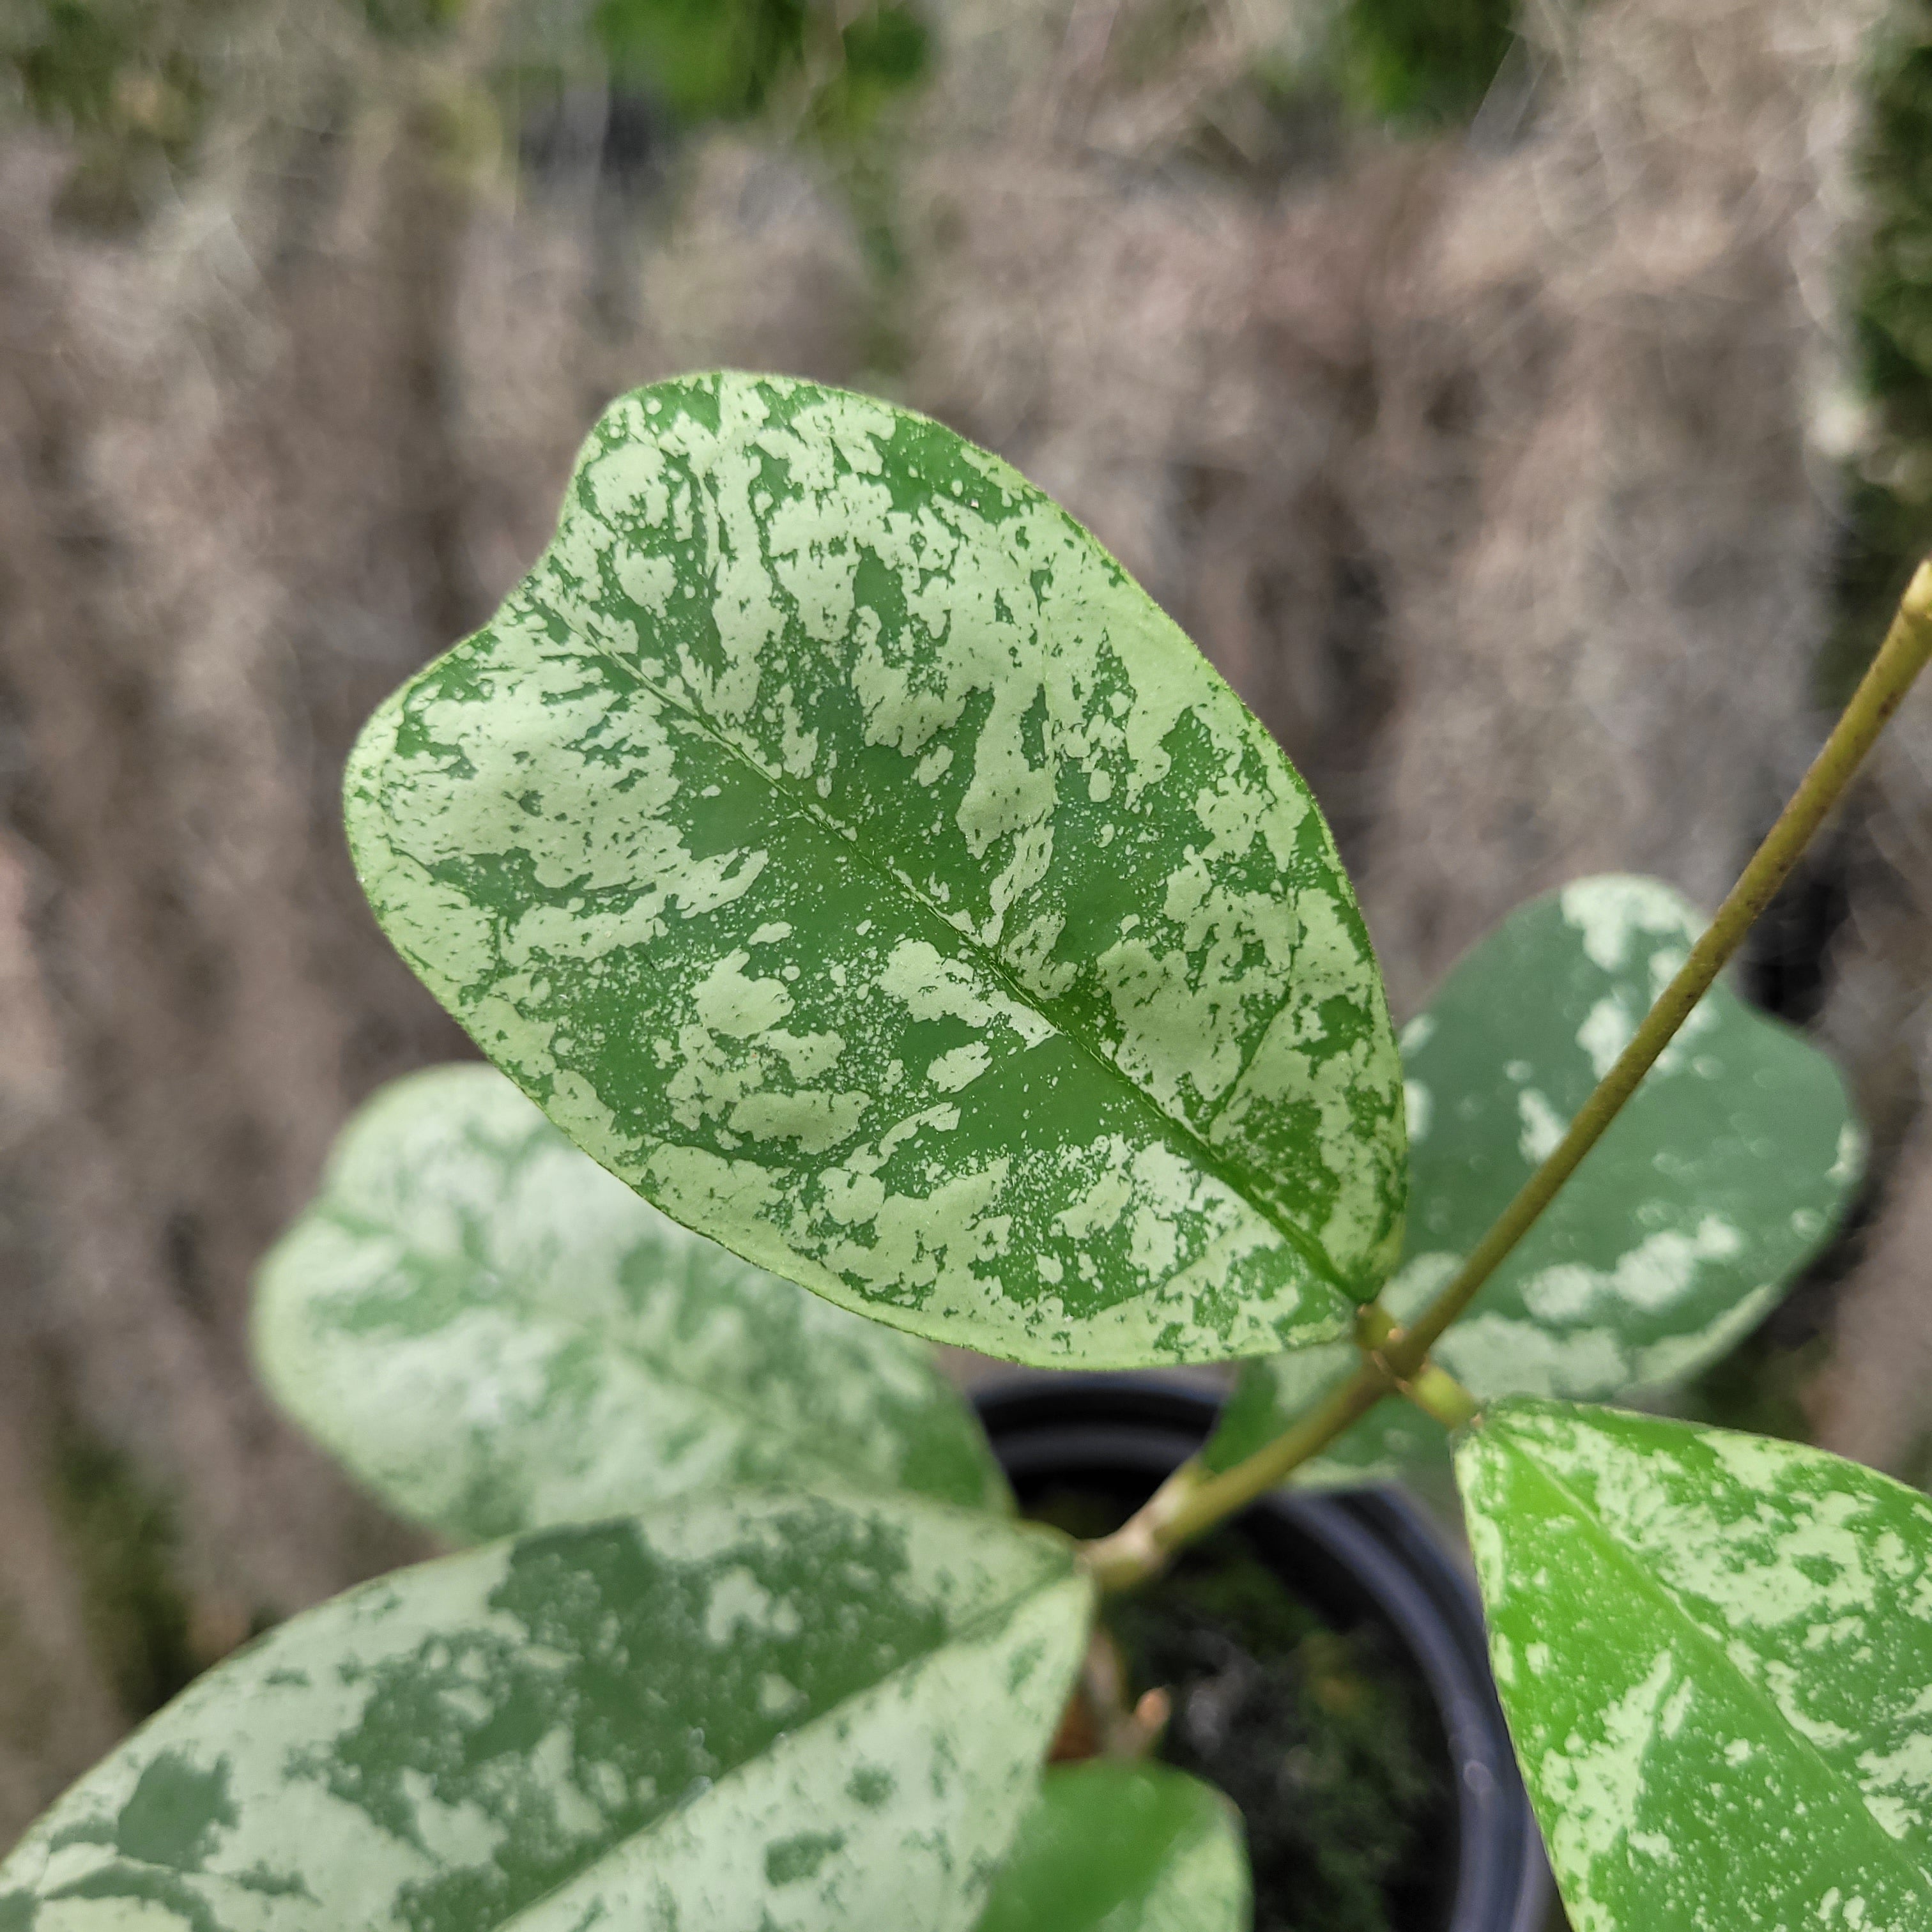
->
(975, 1761), (1250, 1931)
(1459, 1399), (1932, 1932)
(0, 1491), (1091, 1931)
(1204, 876), (1861, 1482)
(344, 372), (1406, 1368)
(255, 1063), (1008, 1540)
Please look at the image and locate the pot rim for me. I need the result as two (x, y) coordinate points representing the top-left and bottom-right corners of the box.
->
(969, 1370), (1552, 1932)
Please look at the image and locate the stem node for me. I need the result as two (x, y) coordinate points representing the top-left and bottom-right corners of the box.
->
(1075, 558), (1932, 1593)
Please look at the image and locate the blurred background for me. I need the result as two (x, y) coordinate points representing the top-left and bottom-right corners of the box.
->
(1, 0), (1930, 1837)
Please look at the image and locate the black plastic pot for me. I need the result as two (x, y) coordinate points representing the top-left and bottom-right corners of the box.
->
(972, 1376), (1551, 1932)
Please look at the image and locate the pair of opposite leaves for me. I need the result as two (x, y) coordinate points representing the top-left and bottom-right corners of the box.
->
(247, 857), (1859, 1541)
(7, 374), (1924, 1932)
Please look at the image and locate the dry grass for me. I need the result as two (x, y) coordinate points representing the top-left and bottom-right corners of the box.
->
(0, 0), (1912, 1834)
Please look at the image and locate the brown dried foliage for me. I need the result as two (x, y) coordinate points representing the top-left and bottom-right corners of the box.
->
(0, 0), (1917, 1836)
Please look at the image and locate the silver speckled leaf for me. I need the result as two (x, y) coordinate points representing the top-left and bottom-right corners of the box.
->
(0, 1491), (1091, 1931)
(974, 1761), (1250, 1932)
(344, 373), (1406, 1368)
(1459, 1399), (1932, 1932)
(255, 1064), (1009, 1540)
(1205, 877), (1862, 1482)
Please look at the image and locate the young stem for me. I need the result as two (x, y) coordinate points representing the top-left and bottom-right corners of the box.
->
(1080, 558), (1932, 1596)
(1082, 1360), (1394, 1593)
(1403, 1361), (1484, 1430)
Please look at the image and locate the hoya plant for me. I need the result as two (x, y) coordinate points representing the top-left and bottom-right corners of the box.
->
(6, 372), (1931, 1931)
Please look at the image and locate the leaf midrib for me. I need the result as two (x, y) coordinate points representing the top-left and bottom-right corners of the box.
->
(486, 1554), (1085, 1931)
(312, 1199), (979, 1511)
(20, 1538), (1082, 1931)
(1497, 1434), (1932, 1904)
(439, 512), (1355, 1307)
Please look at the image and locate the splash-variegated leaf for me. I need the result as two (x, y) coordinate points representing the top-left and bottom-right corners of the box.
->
(1205, 876), (1861, 1481)
(974, 1761), (1250, 1931)
(255, 1063), (1008, 1540)
(344, 372), (1406, 1368)
(1458, 1398), (1932, 1932)
(0, 1490), (1091, 1932)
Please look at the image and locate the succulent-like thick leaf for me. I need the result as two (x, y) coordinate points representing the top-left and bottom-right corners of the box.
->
(0, 1489), (1091, 1932)
(1205, 877), (1862, 1480)
(1458, 1398), (1932, 1931)
(344, 372), (1406, 1368)
(256, 1064), (1008, 1540)
(974, 1761), (1250, 1932)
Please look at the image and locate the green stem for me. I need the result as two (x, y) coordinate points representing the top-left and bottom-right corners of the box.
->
(1403, 1361), (1483, 1430)
(1383, 556), (1932, 1380)
(1081, 1346), (1484, 1593)
(1082, 1360), (1394, 1593)
(1080, 558), (1932, 1595)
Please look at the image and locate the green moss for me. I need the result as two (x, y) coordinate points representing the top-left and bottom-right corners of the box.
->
(48, 1427), (199, 1721)
(1093, 0), (1520, 187)
(1108, 1531), (1443, 1932)
(1332, 0), (1517, 127)
(1026, 1485), (1445, 1932)
(2, 0), (242, 227)
(590, 0), (808, 123)
(1828, 8), (1932, 702)
(356, 0), (466, 42)
(806, 4), (928, 146)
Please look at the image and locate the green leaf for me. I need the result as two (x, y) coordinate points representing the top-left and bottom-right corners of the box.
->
(974, 1761), (1250, 1932)
(344, 372), (1406, 1368)
(255, 1063), (1009, 1541)
(1457, 1397), (1932, 1932)
(1205, 876), (1862, 1479)
(0, 1489), (1092, 1932)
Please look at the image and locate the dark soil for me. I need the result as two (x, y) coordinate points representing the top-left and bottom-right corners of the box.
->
(1025, 1484), (1453, 1932)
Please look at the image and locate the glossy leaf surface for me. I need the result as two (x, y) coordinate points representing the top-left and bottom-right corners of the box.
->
(1458, 1398), (1932, 1931)
(974, 1761), (1250, 1931)
(256, 1064), (1008, 1540)
(344, 372), (1406, 1367)
(1206, 877), (1861, 1479)
(0, 1491), (1091, 1931)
